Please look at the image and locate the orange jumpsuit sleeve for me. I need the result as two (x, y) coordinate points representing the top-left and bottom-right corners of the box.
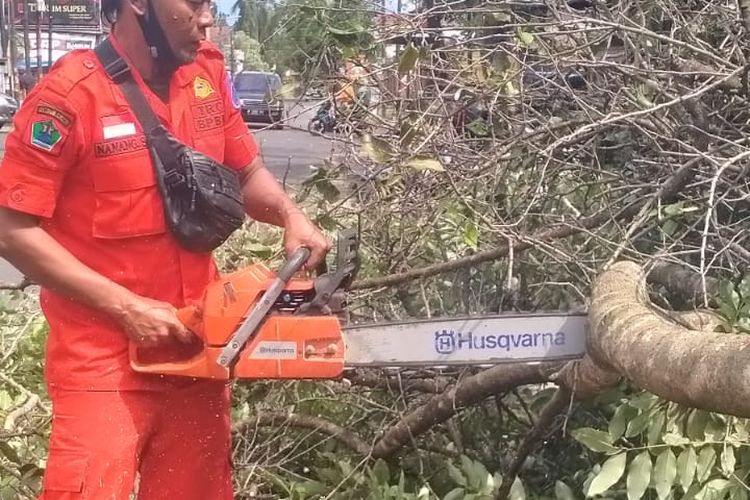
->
(219, 69), (258, 170)
(0, 83), (83, 218)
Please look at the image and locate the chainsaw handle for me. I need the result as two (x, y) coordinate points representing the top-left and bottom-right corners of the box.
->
(279, 247), (311, 280)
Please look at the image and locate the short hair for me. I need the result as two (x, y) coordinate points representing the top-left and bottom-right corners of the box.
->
(101, 0), (119, 24)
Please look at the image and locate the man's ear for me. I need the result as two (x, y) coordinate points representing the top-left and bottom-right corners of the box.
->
(128, 0), (148, 17)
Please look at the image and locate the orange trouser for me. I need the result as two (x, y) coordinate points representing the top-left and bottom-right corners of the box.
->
(38, 380), (233, 499)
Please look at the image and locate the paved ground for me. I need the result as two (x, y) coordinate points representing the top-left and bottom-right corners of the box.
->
(0, 99), (335, 283)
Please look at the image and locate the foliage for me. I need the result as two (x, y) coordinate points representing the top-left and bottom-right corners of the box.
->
(230, 31), (270, 72)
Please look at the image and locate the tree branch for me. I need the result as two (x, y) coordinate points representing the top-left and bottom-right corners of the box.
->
(232, 411), (372, 456)
(370, 362), (562, 458)
(586, 261), (750, 418)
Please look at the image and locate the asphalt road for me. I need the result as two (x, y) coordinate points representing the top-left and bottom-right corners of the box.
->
(0, 99), (334, 283)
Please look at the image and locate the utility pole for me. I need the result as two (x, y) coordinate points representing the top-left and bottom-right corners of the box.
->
(22, 0), (30, 82)
(35, 0), (41, 75)
(9, 0), (16, 96)
(47, 0), (52, 70)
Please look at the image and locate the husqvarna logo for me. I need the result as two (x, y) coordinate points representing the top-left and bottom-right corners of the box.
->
(434, 330), (456, 354)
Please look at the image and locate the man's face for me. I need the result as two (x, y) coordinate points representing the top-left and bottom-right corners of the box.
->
(151, 0), (214, 65)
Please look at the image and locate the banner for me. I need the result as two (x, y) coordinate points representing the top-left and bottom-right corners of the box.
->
(13, 0), (101, 29)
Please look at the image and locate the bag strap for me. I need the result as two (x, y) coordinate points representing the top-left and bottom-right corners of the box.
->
(94, 38), (190, 189)
(94, 38), (162, 135)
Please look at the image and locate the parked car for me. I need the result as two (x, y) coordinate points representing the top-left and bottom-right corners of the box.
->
(233, 71), (284, 129)
(0, 92), (19, 129)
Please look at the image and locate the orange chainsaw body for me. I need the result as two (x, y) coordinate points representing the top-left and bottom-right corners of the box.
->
(129, 263), (346, 380)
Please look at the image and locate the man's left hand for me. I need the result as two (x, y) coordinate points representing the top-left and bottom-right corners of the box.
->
(283, 211), (332, 270)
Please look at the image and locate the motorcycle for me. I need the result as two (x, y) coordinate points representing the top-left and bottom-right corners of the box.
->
(308, 101), (337, 134)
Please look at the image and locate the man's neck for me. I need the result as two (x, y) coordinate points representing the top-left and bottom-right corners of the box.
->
(112, 21), (162, 82)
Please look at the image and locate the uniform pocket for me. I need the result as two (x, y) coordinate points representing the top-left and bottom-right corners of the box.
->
(42, 448), (87, 493)
(90, 158), (166, 239)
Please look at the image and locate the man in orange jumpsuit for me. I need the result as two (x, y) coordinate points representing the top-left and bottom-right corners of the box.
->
(0, 0), (330, 495)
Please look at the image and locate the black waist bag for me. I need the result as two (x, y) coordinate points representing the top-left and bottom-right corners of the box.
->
(95, 39), (245, 253)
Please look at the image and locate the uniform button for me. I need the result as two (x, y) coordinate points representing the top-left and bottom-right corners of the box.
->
(83, 59), (95, 69)
(9, 187), (25, 203)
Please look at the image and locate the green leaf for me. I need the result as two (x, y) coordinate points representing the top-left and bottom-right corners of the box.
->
(648, 411), (666, 446)
(626, 412), (651, 438)
(516, 29), (534, 47)
(443, 488), (466, 500)
(587, 453), (627, 497)
(730, 480), (749, 500)
(371, 459), (390, 485)
(464, 222), (479, 249)
(571, 428), (618, 454)
(509, 477), (526, 500)
(627, 451), (653, 500)
(721, 446), (736, 476)
(407, 156), (444, 172)
(610, 404), (635, 442)
(362, 134), (394, 164)
(556, 480), (577, 500)
(687, 410), (709, 441)
(0, 442), (21, 465)
(461, 455), (489, 491)
(653, 449), (677, 500)
(663, 433), (691, 446)
(696, 446), (717, 484)
(738, 274), (750, 302)
(678, 447), (698, 492)
(446, 461), (467, 487)
(398, 43), (420, 75)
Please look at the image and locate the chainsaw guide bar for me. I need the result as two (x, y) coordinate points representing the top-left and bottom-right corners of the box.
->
(129, 230), (588, 380)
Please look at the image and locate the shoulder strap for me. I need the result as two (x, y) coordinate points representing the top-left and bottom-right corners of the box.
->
(94, 38), (161, 134)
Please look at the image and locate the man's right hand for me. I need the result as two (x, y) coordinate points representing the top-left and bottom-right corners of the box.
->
(114, 295), (194, 346)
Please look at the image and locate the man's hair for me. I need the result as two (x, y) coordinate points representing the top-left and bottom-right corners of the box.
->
(101, 0), (119, 23)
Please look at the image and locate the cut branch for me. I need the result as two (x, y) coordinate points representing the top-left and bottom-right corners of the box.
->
(233, 412), (372, 456)
(587, 261), (750, 418)
(370, 362), (562, 458)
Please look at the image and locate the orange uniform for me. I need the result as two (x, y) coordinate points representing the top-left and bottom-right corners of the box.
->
(0, 35), (256, 498)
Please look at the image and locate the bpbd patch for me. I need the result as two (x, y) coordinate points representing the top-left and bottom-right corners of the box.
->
(30, 120), (62, 152)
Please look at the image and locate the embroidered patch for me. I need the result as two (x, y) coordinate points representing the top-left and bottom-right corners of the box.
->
(101, 114), (138, 140)
(94, 135), (148, 157)
(192, 100), (224, 132)
(30, 120), (62, 152)
(36, 103), (73, 127)
(193, 76), (215, 99)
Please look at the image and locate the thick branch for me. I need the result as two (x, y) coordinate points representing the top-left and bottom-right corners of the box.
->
(370, 362), (561, 458)
(587, 261), (750, 418)
(648, 262), (719, 307)
(232, 412), (372, 456)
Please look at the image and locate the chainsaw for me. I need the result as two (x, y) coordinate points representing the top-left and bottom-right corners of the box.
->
(129, 229), (588, 379)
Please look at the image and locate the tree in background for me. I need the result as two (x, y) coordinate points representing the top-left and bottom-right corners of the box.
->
(230, 31), (270, 72)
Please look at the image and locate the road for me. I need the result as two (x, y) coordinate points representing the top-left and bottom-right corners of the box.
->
(0, 99), (334, 283)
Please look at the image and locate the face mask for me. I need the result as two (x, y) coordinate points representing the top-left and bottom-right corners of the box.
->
(136, 0), (179, 73)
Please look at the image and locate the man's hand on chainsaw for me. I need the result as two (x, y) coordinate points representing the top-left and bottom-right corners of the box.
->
(283, 211), (332, 270)
(114, 295), (195, 346)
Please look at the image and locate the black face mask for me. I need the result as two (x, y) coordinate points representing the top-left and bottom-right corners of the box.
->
(136, 0), (179, 74)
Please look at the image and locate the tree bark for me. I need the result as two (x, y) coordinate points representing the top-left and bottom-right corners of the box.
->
(586, 261), (750, 418)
